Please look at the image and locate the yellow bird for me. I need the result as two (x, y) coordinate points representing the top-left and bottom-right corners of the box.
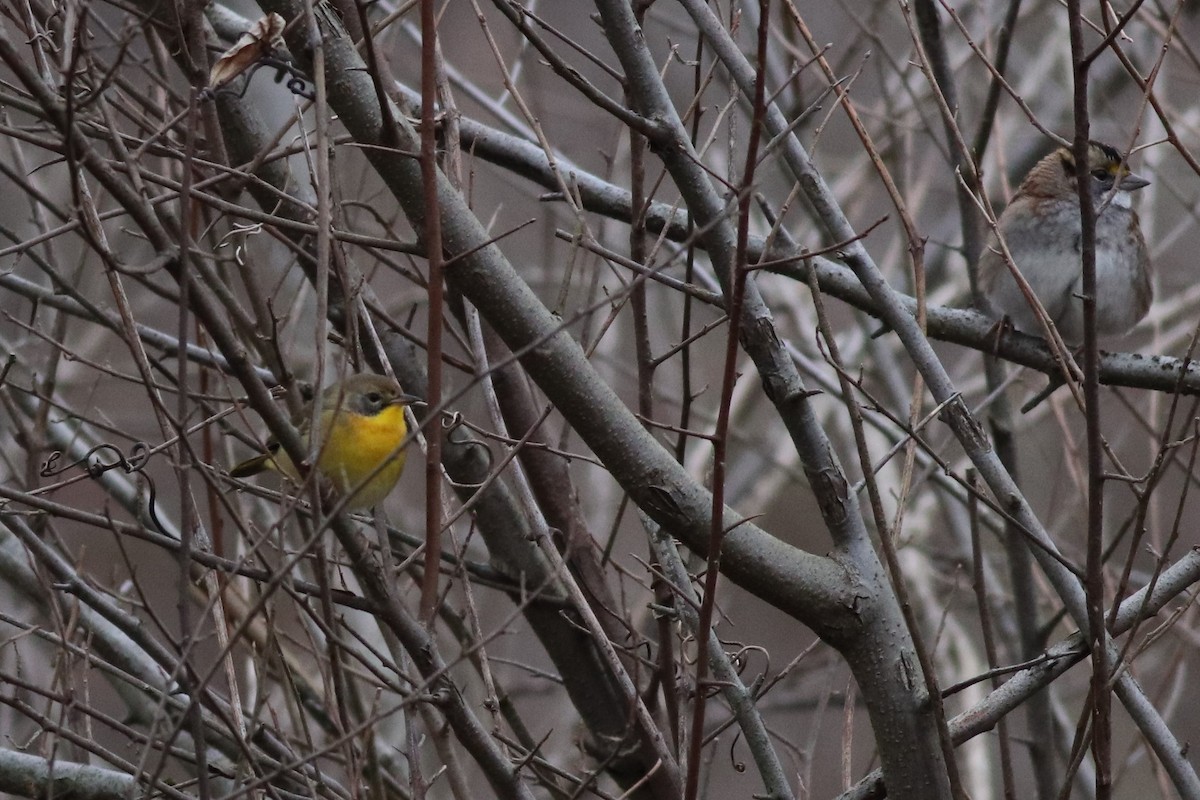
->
(230, 373), (419, 510)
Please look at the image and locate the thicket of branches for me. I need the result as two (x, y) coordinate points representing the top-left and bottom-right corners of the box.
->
(1, 1), (1199, 799)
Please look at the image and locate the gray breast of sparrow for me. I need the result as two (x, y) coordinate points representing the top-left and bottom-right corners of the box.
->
(979, 141), (1151, 344)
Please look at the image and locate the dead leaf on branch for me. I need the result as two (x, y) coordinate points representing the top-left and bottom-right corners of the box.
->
(208, 13), (286, 90)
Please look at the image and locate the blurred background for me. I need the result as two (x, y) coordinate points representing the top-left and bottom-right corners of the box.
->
(2, 1), (1200, 798)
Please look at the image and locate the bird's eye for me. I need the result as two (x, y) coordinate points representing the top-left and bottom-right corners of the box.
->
(1091, 168), (1112, 181)
(366, 391), (382, 405)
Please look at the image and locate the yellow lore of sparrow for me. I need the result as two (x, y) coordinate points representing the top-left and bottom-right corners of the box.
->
(230, 373), (418, 510)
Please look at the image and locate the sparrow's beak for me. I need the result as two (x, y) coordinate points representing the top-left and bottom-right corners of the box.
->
(1119, 172), (1150, 191)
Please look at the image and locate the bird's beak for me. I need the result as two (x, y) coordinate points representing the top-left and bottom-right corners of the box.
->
(1119, 172), (1150, 191)
(392, 393), (425, 407)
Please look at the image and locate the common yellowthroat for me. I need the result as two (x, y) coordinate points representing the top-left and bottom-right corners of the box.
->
(230, 373), (419, 510)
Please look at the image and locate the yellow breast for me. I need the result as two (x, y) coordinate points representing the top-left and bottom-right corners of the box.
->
(313, 404), (409, 509)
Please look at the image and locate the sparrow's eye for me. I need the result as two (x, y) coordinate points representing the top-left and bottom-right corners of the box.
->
(1091, 168), (1112, 181)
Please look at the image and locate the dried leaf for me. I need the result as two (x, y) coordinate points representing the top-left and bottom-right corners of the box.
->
(208, 13), (285, 90)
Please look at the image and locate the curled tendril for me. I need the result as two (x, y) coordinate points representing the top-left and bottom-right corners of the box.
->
(728, 644), (770, 692)
(41, 443), (166, 534)
(728, 733), (746, 774)
(285, 74), (315, 101)
(261, 56), (315, 100)
(42, 443), (145, 478)
(208, 55), (315, 102)
(440, 412), (496, 488)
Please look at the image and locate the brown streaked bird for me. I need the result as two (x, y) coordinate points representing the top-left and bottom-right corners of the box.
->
(979, 141), (1151, 343)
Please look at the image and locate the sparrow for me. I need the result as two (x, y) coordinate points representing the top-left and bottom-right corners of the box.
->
(979, 141), (1151, 344)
